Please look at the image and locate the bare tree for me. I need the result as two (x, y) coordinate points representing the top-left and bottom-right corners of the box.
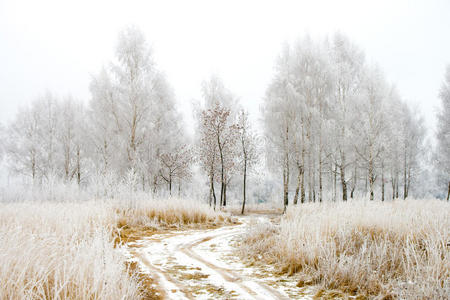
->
(200, 104), (238, 208)
(159, 145), (193, 195)
(237, 110), (259, 214)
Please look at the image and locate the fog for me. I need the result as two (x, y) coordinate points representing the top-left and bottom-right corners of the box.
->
(1, 0), (449, 136)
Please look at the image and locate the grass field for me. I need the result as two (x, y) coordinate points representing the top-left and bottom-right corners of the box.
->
(0, 193), (229, 299)
(238, 199), (450, 299)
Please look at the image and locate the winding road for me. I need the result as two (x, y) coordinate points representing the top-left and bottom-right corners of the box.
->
(126, 216), (311, 299)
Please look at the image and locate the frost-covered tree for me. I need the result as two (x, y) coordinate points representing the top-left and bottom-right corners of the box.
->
(5, 93), (58, 181)
(56, 97), (87, 184)
(329, 33), (364, 201)
(6, 106), (40, 180)
(196, 76), (240, 208)
(113, 27), (156, 169)
(353, 66), (389, 201)
(88, 68), (119, 175)
(262, 43), (296, 212)
(435, 65), (450, 200)
(88, 27), (183, 192)
(264, 34), (425, 204)
(237, 110), (259, 214)
(5, 92), (89, 184)
(290, 37), (333, 204)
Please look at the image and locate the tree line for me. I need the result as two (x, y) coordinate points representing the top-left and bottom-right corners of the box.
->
(262, 34), (429, 212)
(0, 28), (448, 210)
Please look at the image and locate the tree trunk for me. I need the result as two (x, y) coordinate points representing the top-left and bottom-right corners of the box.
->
(381, 164), (385, 202)
(395, 178), (399, 199)
(283, 164), (289, 213)
(406, 166), (411, 199)
(76, 147), (81, 185)
(369, 160), (374, 201)
(209, 176), (213, 207)
(301, 146), (306, 204)
(64, 148), (70, 181)
(220, 167), (224, 207)
(340, 164), (347, 201)
(169, 174), (172, 195)
(153, 175), (158, 194)
(220, 181), (224, 207)
(293, 163), (302, 205)
(447, 181), (450, 202)
(223, 182), (227, 207)
(312, 161), (316, 203)
(218, 134), (225, 208)
(391, 177), (395, 200)
(241, 160), (247, 214)
(365, 169), (368, 194)
(350, 165), (356, 199)
(31, 153), (36, 181)
(209, 166), (214, 207)
(403, 151), (407, 200)
(319, 157), (323, 203)
(211, 178), (217, 210)
(333, 163), (337, 202)
(308, 154), (312, 203)
(283, 126), (289, 213)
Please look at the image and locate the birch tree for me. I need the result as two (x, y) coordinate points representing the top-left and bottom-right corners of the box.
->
(89, 26), (182, 192)
(435, 65), (450, 200)
(57, 97), (87, 184)
(5, 105), (42, 180)
(353, 66), (389, 201)
(263, 44), (296, 212)
(237, 110), (259, 214)
(330, 33), (364, 201)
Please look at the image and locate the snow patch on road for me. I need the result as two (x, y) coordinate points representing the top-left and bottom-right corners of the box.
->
(124, 216), (313, 299)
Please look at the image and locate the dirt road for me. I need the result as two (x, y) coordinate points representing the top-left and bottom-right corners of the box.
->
(126, 216), (311, 299)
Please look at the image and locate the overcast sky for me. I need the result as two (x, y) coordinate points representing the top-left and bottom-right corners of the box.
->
(1, 0), (449, 138)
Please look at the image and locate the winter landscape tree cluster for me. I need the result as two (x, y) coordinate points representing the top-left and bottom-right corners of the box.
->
(3, 28), (193, 196)
(263, 34), (431, 211)
(0, 28), (448, 207)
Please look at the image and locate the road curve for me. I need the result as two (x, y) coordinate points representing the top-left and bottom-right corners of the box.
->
(127, 216), (308, 299)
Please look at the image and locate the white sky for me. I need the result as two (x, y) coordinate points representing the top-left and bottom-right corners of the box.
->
(1, 0), (449, 138)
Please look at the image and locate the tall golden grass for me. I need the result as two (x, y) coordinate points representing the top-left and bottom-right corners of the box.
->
(0, 197), (229, 299)
(239, 199), (450, 299)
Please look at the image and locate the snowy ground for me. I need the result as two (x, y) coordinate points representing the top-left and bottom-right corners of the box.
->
(125, 215), (313, 299)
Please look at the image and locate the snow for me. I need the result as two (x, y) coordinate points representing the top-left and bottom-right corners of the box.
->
(125, 216), (313, 299)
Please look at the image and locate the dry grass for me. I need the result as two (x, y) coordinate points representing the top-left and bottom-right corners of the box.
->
(238, 199), (450, 299)
(224, 201), (284, 215)
(114, 198), (232, 244)
(0, 196), (229, 299)
(0, 201), (141, 299)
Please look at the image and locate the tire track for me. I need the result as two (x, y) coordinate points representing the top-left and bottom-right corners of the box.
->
(128, 217), (294, 299)
(178, 228), (290, 300)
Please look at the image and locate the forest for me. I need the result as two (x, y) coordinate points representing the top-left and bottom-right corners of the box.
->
(1, 28), (449, 205)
